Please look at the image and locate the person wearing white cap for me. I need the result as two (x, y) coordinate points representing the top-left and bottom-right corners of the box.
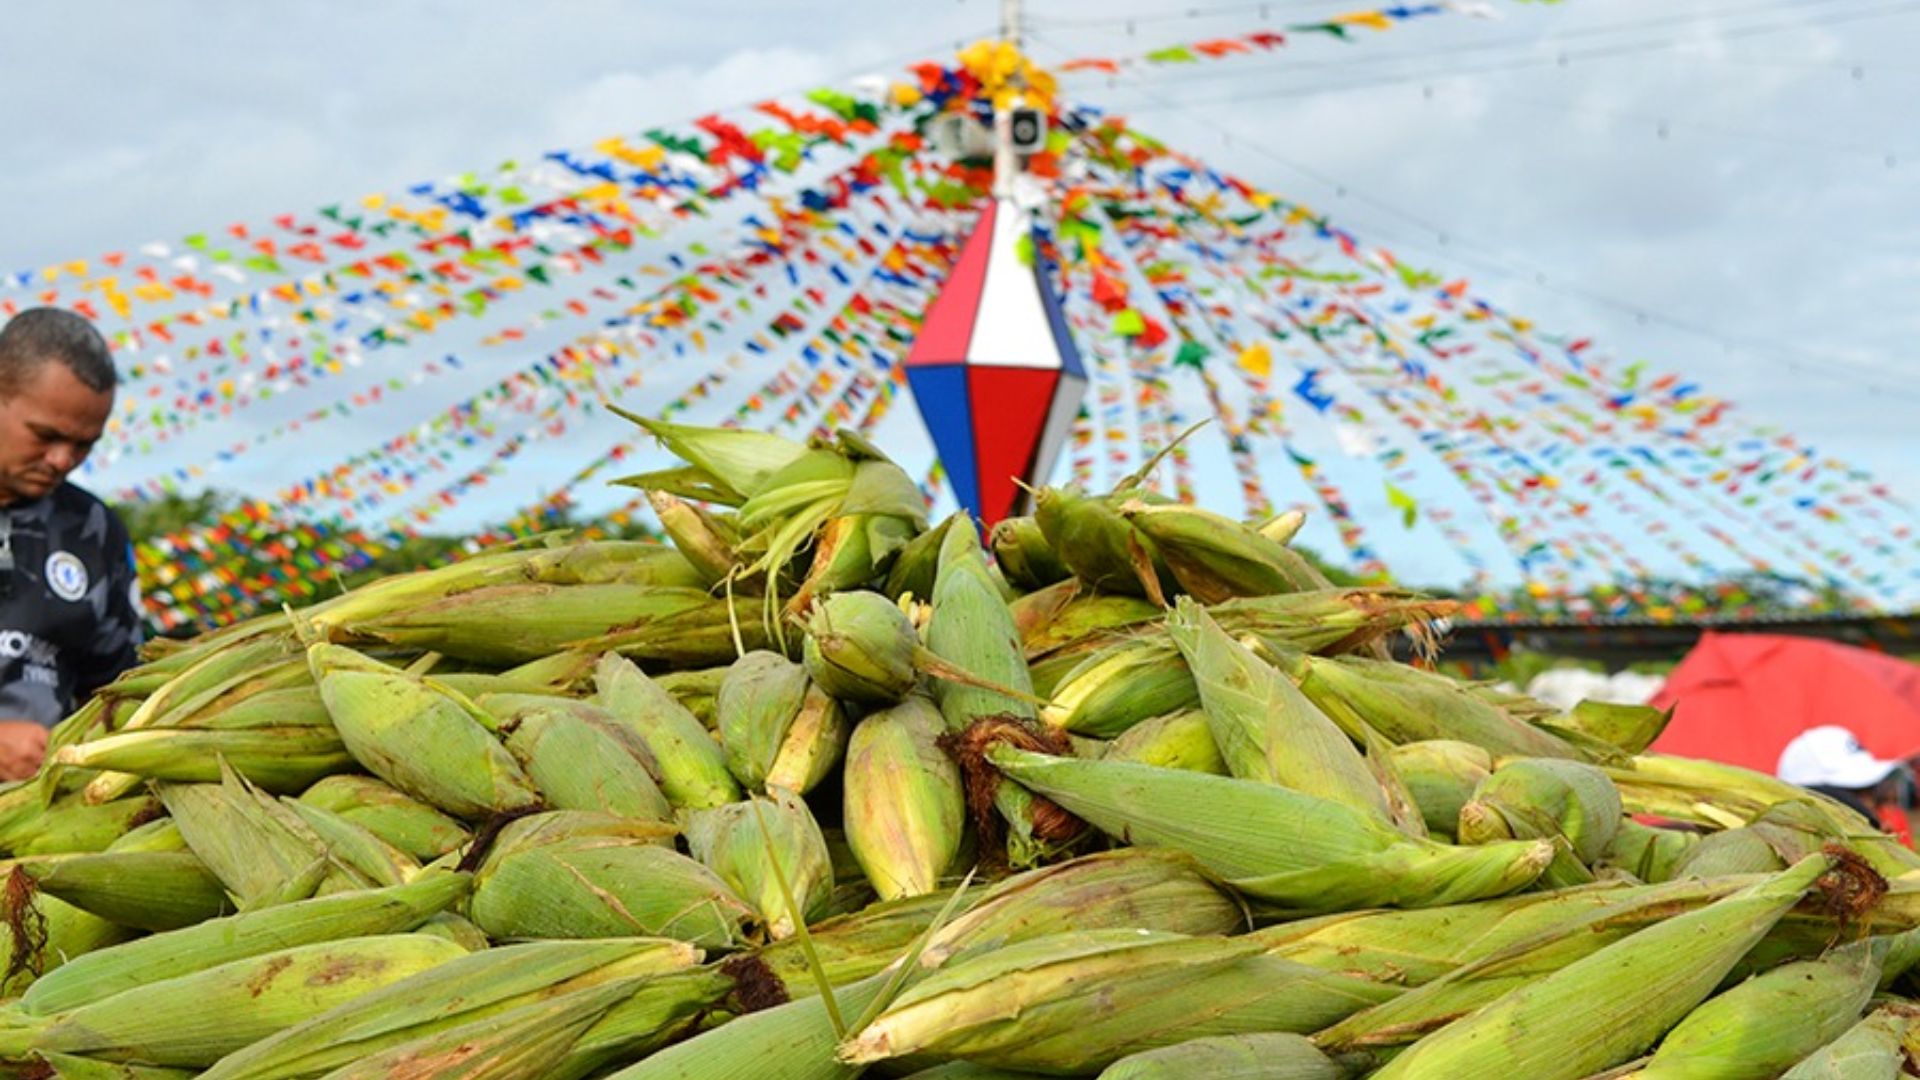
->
(1776, 725), (1910, 829)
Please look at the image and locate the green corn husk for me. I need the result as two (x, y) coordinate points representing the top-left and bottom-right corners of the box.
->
(1455, 758), (1623, 887)
(296, 777), (471, 861)
(280, 800), (422, 888)
(309, 974), (646, 1080)
(499, 699), (675, 822)
(158, 768), (352, 909)
(1200, 589), (1454, 658)
(839, 930), (1399, 1074)
(51, 728), (351, 797)
(1288, 653), (1585, 759)
(340, 582), (722, 666)
(1097, 1033), (1358, 1080)
(1544, 700), (1674, 757)
(885, 513), (958, 604)
(0, 934), (469, 1068)
(1014, 585), (1161, 659)
(593, 654), (740, 811)
(1633, 937), (1886, 1079)
(470, 833), (756, 948)
(197, 938), (699, 1080)
(102, 818), (184, 854)
(1389, 741), (1493, 839)
(1123, 501), (1323, 602)
(1606, 755), (1873, 831)
(1672, 827), (1789, 878)
(716, 651), (849, 796)
(1032, 486), (1173, 598)
(900, 1065), (1046, 1080)
(929, 519), (1077, 865)
(613, 413), (810, 505)
(415, 912), (492, 952)
(21, 872), (470, 1016)
(986, 746), (1551, 913)
(171, 685), (331, 731)
(788, 498), (920, 617)
(1169, 597), (1391, 823)
(750, 888), (986, 1001)
(480, 810), (679, 857)
(651, 668), (727, 730)
(560, 964), (738, 1068)
(1310, 876), (1755, 1050)
(1780, 1006), (1915, 1080)
(685, 790), (834, 941)
(1600, 818), (1700, 883)
(0, 884), (132, 998)
(649, 489), (747, 588)
(0, 793), (164, 857)
(24, 1053), (196, 1079)
(843, 696), (966, 901)
(1366, 854), (1843, 1080)
(1103, 709), (1226, 775)
(309, 643), (539, 821)
(1041, 638), (1199, 739)
(921, 848), (1248, 969)
(602, 970), (891, 1080)
(17, 850), (233, 931)
(990, 516), (1072, 591)
(803, 590), (922, 706)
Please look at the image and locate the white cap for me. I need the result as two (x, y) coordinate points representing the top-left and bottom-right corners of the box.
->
(1776, 726), (1902, 789)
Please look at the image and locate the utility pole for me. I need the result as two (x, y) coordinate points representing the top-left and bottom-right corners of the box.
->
(993, 0), (1024, 198)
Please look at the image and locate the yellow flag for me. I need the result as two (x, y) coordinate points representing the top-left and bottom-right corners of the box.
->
(1237, 341), (1273, 377)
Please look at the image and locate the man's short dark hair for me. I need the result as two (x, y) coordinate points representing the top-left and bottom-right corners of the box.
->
(0, 307), (118, 397)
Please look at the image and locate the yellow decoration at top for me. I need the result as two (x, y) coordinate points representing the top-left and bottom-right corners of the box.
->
(957, 39), (1057, 113)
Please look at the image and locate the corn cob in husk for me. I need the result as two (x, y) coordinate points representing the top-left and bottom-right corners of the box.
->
(715, 651), (849, 796)
(1366, 854), (1853, 1080)
(23, 1053), (196, 1079)
(990, 515), (1071, 591)
(1389, 741), (1493, 840)
(20, 871), (470, 1016)
(13, 850), (232, 931)
(1041, 638), (1199, 739)
(839, 929), (1398, 1074)
(593, 653), (740, 811)
(803, 590), (923, 706)
(158, 768), (354, 908)
(0, 793), (164, 857)
(1097, 1033), (1359, 1080)
(297, 776), (471, 861)
(497, 697), (675, 821)
(1012, 583), (1160, 659)
(1122, 501), (1325, 602)
(1032, 485), (1175, 599)
(0, 883), (131, 999)
(1169, 596), (1392, 824)
(1630, 936), (1886, 1079)
(51, 727), (352, 795)
(1287, 653), (1585, 759)
(1455, 758), (1623, 887)
(309, 644), (539, 821)
(842, 695), (966, 901)
(1780, 1005), (1915, 1080)
(0, 934), (469, 1068)
(197, 938), (698, 1080)
(600, 970), (890, 1080)
(984, 746), (1551, 912)
(468, 826), (755, 948)
(929, 519), (1079, 865)
(685, 789), (834, 941)
(1600, 817), (1700, 883)
(1102, 709), (1226, 774)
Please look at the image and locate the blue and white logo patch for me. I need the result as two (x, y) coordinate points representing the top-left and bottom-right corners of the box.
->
(46, 551), (88, 602)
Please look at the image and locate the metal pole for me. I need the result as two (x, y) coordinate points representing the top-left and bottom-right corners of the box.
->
(993, 0), (1024, 198)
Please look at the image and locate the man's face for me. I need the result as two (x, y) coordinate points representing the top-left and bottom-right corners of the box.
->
(0, 362), (113, 505)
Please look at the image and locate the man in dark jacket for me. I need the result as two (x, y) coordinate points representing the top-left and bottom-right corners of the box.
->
(0, 308), (142, 779)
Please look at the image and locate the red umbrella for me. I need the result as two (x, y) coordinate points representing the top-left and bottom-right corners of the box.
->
(1649, 632), (1920, 775)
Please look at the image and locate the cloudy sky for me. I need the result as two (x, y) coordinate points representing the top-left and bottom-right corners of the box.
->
(3, 0), (1916, 590)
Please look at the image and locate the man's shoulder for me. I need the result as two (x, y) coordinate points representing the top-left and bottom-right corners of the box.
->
(49, 482), (132, 546)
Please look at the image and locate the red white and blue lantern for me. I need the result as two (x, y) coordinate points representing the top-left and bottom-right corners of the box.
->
(905, 196), (1088, 526)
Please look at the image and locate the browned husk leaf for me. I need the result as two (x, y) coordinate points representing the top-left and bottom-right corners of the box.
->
(452, 804), (548, 874)
(720, 952), (790, 1014)
(939, 717), (1083, 860)
(1814, 843), (1887, 925)
(3, 865), (48, 986)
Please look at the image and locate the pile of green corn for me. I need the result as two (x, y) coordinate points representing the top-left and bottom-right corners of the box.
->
(1, 416), (1915, 1079)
